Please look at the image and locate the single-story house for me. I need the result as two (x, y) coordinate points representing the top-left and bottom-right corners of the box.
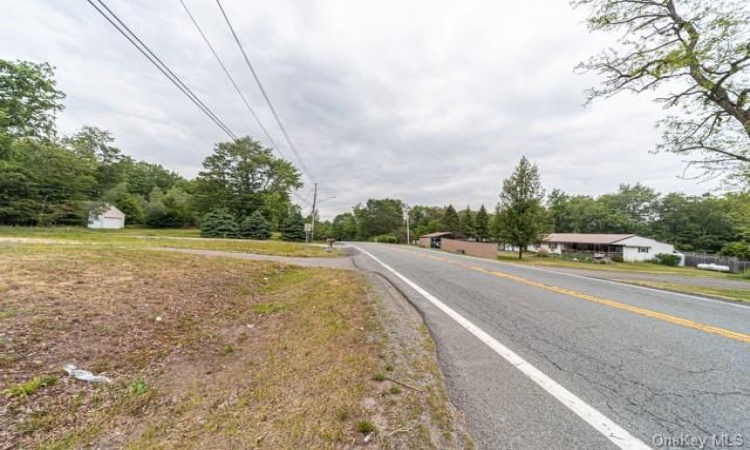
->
(418, 231), (466, 249)
(532, 233), (682, 264)
(88, 204), (126, 230)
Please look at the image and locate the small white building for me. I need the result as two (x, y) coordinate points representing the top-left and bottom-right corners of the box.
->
(88, 204), (126, 230)
(534, 233), (682, 264)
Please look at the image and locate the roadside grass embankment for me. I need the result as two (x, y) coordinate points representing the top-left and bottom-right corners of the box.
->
(0, 226), (337, 257)
(496, 251), (750, 303)
(0, 245), (468, 449)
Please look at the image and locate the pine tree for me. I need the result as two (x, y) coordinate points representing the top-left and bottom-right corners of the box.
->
(200, 209), (239, 238)
(475, 204), (489, 241)
(443, 204), (459, 233)
(459, 205), (475, 239)
(280, 208), (306, 241)
(240, 210), (272, 240)
(498, 156), (545, 259)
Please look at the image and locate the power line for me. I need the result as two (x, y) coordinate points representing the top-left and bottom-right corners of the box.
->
(178, 0), (290, 161)
(215, 0), (316, 184)
(87, 0), (314, 207)
(86, 0), (237, 140)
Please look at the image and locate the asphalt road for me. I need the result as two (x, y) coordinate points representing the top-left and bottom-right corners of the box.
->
(351, 243), (750, 450)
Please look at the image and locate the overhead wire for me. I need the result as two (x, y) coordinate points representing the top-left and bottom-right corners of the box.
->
(86, 0), (314, 207)
(177, 0), (288, 161)
(215, 0), (317, 185)
(86, 0), (237, 140)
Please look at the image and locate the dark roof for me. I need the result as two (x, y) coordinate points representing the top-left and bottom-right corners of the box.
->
(542, 233), (637, 245)
(420, 231), (455, 238)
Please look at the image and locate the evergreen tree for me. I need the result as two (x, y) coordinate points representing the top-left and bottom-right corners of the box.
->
(475, 204), (489, 241)
(443, 204), (459, 233)
(498, 156), (545, 259)
(200, 209), (239, 238)
(458, 205), (475, 238)
(240, 210), (272, 240)
(280, 208), (306, 241)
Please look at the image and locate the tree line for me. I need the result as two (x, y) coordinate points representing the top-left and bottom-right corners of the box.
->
(326, 157), (750, 259)
(0, 59), (308, 240)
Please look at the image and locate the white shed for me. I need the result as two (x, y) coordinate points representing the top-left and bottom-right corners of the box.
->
(88, 204), (126, 229)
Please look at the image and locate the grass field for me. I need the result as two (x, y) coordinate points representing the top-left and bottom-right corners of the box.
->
(0, 227), (336, 257)
(0, 245), (467, 449)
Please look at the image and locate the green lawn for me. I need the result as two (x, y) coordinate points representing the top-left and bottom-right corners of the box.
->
(496, 251), (748, 281)
(0, 227), (336, 258)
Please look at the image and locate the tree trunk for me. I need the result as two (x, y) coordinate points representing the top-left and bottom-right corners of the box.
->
(518, 246), (523, 259)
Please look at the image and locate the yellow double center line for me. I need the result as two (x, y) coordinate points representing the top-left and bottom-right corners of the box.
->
(408, 250), (750, 344)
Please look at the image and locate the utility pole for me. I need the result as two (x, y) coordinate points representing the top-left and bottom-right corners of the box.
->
(310, 182), (318, 242)
(403, 204), (411, 245)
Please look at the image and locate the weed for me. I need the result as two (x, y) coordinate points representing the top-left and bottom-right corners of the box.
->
(336, 409), (350, 421)
(372, 373), (386, 382)
(385, 364), (394, 372)
(356, 420), (376, 434)
(3, 375), (57, 397)
(389, 385), (402, 395)
(220, 345), (235, 355)
(130, 379), (149, 395)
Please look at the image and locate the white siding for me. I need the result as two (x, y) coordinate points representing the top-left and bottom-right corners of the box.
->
(617, 236), (682, 264)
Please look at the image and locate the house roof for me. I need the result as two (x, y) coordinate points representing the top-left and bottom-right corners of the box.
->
(420, 231), (455, 238)
(542, 233), (636, 245)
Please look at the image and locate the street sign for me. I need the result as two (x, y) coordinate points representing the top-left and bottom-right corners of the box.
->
(304, 223), (312, 232)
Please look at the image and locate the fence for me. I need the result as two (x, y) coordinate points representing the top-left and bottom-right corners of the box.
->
(441, 238), (499, 260)
(683, 253), (750, 274)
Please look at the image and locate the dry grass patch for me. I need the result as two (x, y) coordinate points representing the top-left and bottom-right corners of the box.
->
(0, 227), (338, 257)
(0, 246), (379, 449)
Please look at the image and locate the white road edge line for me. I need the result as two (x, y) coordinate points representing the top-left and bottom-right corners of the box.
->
(355, 245), (651, 450)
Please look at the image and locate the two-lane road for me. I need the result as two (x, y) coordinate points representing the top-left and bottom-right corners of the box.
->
(351, 243), (750, 449)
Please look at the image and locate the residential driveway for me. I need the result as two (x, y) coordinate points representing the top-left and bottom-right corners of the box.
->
(530, 266), (750, 290)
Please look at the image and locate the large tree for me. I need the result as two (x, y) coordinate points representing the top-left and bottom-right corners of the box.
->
(443, 204), (460, 233)
(475, 204), (490, 241)
(353, 198), (404, 240)
(0, 59), (65, 141)
(575, 0), (750, 179)
(497, 156), (546, 259)
(458, 205), (475, 238)
(195, 137), (302, 218)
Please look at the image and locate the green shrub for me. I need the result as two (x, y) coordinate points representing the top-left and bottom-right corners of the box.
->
(653, 253), (681, 266)
(536, 248), (550, 257)
(200, 210), (239, 238)
(371, 234), (398, 244)
(239, 211), (271, 240)
(611, 255), (624, 263)
(279, 209), (306, 242)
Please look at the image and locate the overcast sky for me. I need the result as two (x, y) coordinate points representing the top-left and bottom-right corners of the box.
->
(1, 0), (723, 219)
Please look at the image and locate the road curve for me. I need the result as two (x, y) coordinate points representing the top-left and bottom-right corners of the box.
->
(350, 243), (750, 450)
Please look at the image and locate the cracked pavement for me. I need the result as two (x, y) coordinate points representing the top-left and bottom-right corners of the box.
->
(352, 243), (750, 449)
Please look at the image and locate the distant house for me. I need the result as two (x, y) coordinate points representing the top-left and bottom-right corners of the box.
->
(533, 233), (682, 264)
(88, 204), (125, 230)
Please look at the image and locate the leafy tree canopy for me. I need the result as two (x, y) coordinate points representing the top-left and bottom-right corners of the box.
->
(575, 0), (750, 180)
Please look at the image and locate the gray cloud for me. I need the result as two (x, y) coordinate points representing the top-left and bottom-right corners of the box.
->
(0, 0), (723, 219)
